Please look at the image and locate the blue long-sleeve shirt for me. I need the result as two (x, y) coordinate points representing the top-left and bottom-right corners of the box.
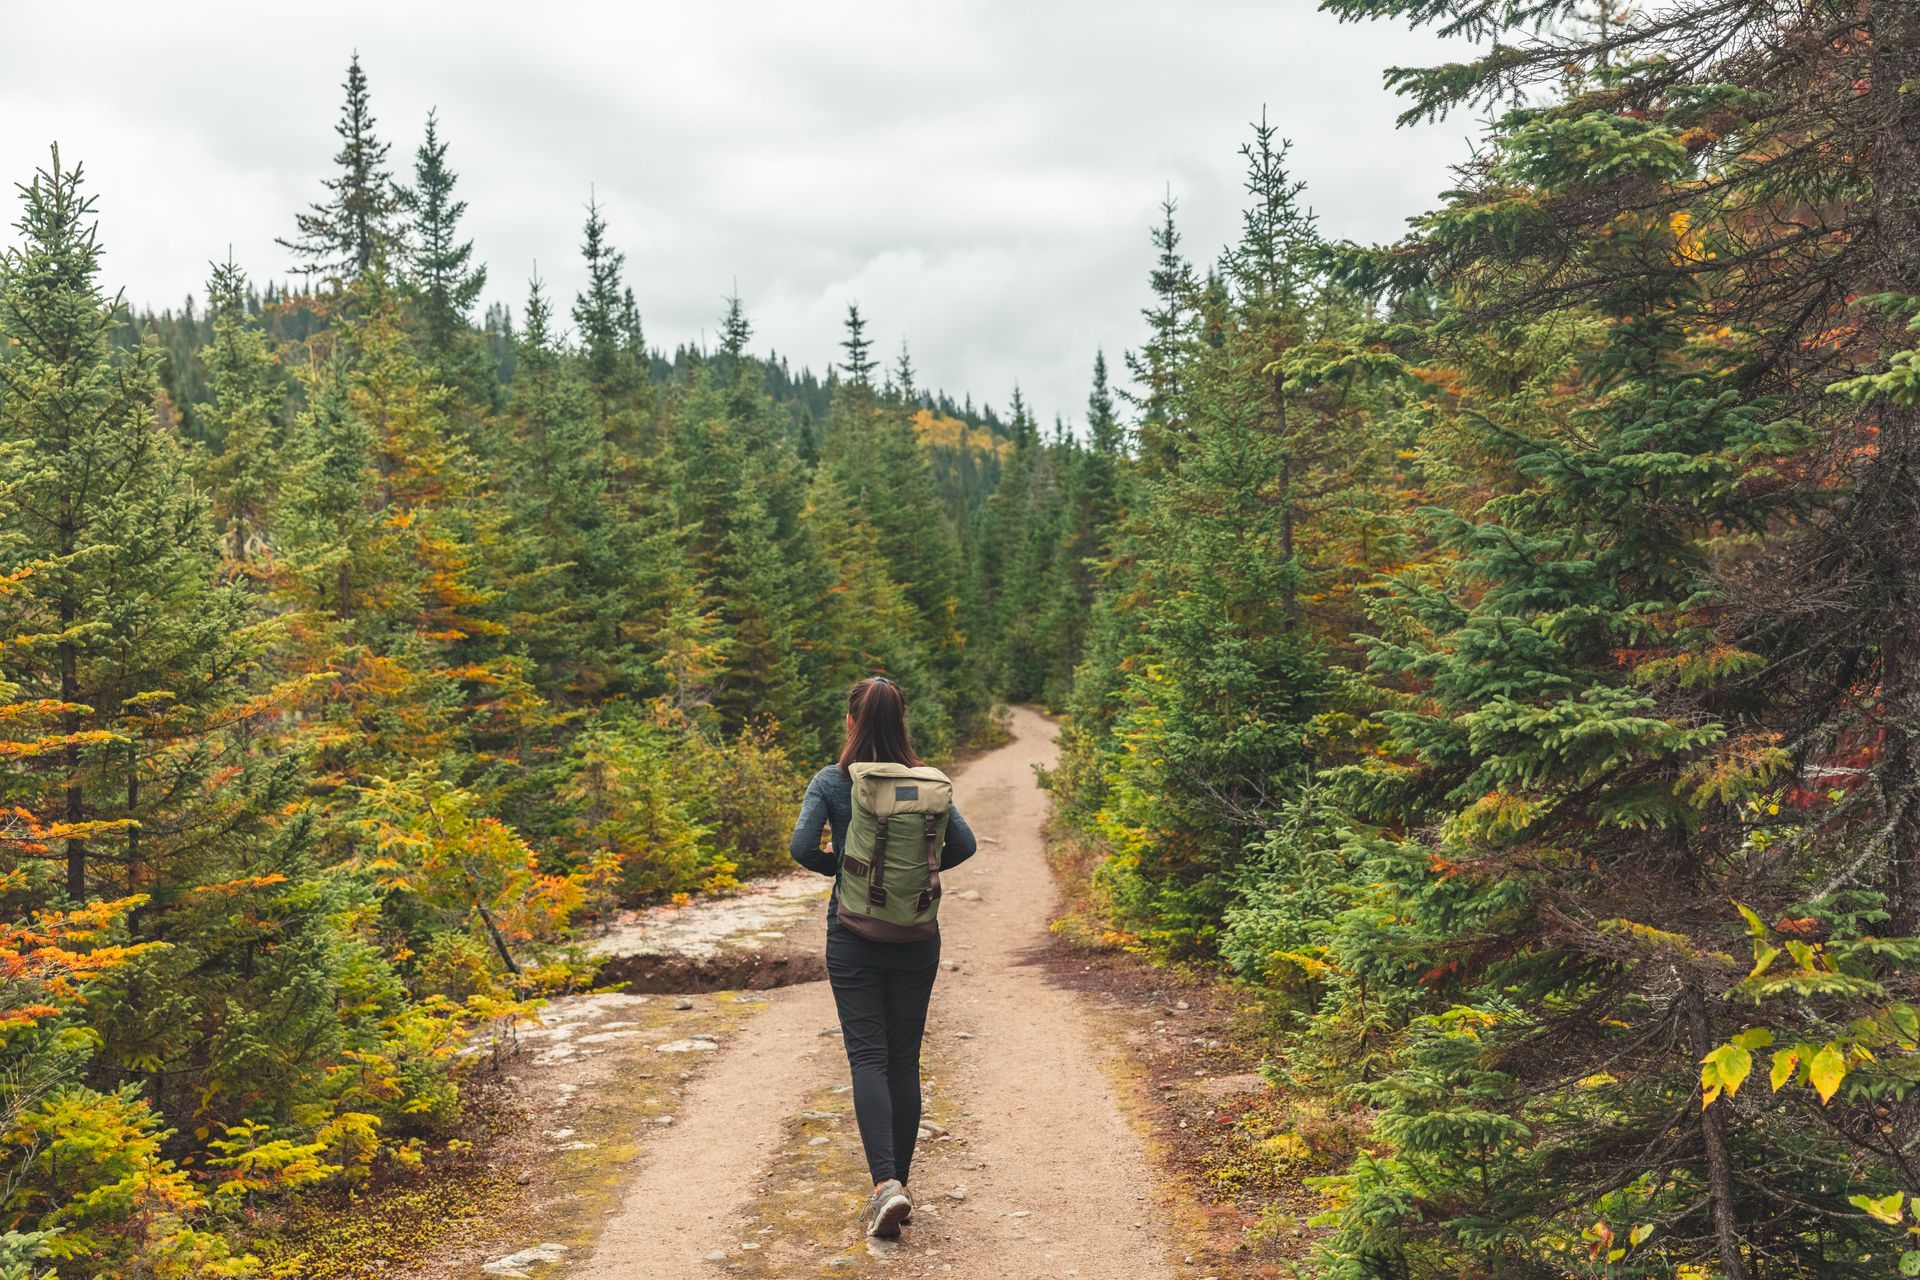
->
(789, 765), (977, 918)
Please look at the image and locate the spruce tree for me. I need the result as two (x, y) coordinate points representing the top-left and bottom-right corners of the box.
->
(499, 274), (626, 689)
(279, 53), (399, 283)
(401, 110), (486, 364)
(574, 198), (636, 405)
(839, 303), (877, 390)
(197, 257), (284, 574)
(1303, 2), (1920, 1272)
(893, 340), (917, 405)
(719, 293), (751, 364)
(1086, 348), (1122, 457)
(0, 148), (253, 902)
(1125, 193), (1196, 463)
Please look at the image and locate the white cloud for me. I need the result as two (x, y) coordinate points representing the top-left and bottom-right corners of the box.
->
(1, 0), (1474, 424)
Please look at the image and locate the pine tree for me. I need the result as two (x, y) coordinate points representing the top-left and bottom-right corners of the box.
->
(279, 54), (399, 283)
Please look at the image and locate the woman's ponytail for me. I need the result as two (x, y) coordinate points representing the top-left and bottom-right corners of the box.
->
(838, 676), (921, 773)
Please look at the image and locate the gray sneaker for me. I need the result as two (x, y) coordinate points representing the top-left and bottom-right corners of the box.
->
(864, 1179), (911, 1238)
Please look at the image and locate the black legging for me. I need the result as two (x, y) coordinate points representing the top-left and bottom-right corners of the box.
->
(825, 916), (939, 1185)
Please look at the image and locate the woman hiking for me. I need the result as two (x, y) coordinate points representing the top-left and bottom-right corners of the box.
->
(789, 676), (977, 1239)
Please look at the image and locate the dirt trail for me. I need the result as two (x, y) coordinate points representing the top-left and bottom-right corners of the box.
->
(573, 706), (1178, 1280)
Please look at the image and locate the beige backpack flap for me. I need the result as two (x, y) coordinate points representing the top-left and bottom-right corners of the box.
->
(850, 764), (951, 818)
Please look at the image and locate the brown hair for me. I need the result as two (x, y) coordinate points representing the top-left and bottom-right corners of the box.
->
(837, 676), (921, 774)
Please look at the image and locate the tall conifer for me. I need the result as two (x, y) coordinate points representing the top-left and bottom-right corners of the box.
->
(279, 54), (399, 283)
(401, 110), (487, 363)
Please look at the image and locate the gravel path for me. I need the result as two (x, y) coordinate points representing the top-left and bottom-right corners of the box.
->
(572, 706), (1177, 1279)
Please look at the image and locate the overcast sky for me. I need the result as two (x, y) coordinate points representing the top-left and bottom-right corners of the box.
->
(2, 1), (1473, 426)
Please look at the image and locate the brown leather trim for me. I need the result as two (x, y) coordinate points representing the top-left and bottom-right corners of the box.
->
(837, 908), (939, 944)
(919, 813), (942, 917)
(840, 854), (870, 878)
(868, 817), (890, 909)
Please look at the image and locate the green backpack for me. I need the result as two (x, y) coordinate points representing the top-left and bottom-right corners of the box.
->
(835, 762), (954, 943)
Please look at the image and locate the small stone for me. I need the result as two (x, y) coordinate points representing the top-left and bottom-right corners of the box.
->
(705, 1249), (727, 1262)
(942, 961), (958, 971)
(1010, 1209), (1031, 1218)
(920, 1121), (948, 1139)
(808, 1136), (830, 1146)
(819, 1026), (840, 1037)
(658, 1039), (718, 1053)
(1174, 1000), (1191, 1011)
(554, 1140), (598, 1151)
(655, 1115), (676, 1126)
(799, 1110), (839, 1120)
(954, 889), (983, 901)
(945, 1187), (968, 1202)
(954, 1032), (973, 1040)
(675, 997), (695, 1010)
(482, 1243), (568, 1277)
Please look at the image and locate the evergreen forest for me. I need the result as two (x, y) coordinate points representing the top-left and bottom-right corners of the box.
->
(6, 2), (1920, 1275)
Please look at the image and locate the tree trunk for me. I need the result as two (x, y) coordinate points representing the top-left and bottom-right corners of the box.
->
(1274, 353), (1296, 618)
(60, 605), (84, 902)
(125, 739), (139, 894)
(475, 899), (520, 976)
(1683, 981), (1751, 1280)
(1869, 0), (1920, 934)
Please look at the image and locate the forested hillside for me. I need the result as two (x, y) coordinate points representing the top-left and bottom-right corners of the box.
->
(6, 1), (1920, 1276)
